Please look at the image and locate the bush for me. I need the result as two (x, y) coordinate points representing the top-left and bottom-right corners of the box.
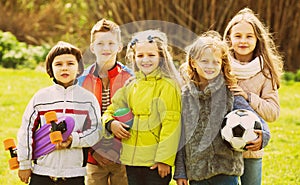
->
(282, 72), (295, 82)
(294, 70), (300, 82)
(0, 30), (50, 69)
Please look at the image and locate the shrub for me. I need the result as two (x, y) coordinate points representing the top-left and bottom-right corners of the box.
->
(0, 30), (50, 69)
(295, 70), (300, 82)
(282, 72), (295, 82)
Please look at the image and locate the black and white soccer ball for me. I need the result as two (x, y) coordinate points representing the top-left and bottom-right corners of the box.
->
(221, 109), (262, 152)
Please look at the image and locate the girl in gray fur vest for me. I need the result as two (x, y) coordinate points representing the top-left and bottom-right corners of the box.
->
(174, 31), (243, 185)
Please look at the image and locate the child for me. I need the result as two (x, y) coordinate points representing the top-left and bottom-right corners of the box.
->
(17, 41), (102, 185)
(102, 29), (182, 185)
(78, 18), (132, 185)
(223, 8), (283, 185)
(174, 31), (242, 185)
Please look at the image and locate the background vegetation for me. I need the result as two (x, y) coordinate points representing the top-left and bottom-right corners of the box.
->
(0, 68), (299, 184)
(0, 0), (299, 71)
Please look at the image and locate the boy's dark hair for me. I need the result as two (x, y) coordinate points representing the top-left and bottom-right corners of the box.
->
(46, 41), (84, 78)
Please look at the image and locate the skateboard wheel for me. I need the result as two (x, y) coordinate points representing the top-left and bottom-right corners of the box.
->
(8, 157), (19, 170)
(49, 131), (63, 144)
(3, 138), (16, 150)
(45, 111), (58, 124)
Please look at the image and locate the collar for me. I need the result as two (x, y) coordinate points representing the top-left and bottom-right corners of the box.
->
(188, 73), (225, 99)
(230, 55), (263, 79)
(89, 62), (121, 79)
(135, 68), (162, 80)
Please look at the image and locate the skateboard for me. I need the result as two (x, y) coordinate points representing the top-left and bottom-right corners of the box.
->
(3, 111), (75, 169)
(33, 111), (75, 159)
(3, 138), (19, 170)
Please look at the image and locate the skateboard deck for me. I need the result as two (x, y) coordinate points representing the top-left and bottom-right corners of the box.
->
(3, 112), (75, 169)
(33, 115), (75, 159)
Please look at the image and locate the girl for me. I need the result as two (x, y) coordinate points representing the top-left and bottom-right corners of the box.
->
(174, 31), (243, 185)
(102, 29), (182, 185)
(223, 8), (283, 185)
(17, 41), (101, 185)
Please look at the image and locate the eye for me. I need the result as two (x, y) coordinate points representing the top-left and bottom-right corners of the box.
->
(97, 42), (104, 45)
(53, 62), (62, 66)
(136, 54), (143, 58)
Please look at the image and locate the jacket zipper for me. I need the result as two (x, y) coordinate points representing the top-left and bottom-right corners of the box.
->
(131, 116), (139, 164)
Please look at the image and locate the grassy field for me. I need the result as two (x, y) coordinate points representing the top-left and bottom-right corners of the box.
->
(0, 68), (299, 185)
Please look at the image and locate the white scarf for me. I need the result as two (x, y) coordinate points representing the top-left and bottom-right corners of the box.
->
(230, 55), (263, 79)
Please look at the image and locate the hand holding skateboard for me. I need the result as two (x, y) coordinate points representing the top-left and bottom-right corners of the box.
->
(3, 111), (75, 170)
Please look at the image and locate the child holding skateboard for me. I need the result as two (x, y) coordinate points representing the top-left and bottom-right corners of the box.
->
(102, 29), (182, 185)
(78, 18), (132, 185)
(17, 41), (102, 185)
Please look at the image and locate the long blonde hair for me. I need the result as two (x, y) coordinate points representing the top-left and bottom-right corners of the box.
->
(223, 8), (283, 89)
(126, 29), (182, 85)
(186, 31), (237, 88)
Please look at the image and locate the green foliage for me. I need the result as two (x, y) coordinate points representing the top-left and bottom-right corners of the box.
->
(282, 71), (295, 82)
(294, 70), (300, 82)
(0, 30), (50, 69)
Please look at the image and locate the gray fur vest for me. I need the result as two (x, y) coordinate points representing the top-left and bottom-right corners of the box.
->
(175, 74), (243, 181)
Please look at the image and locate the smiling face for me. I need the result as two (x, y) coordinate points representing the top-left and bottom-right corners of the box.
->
(52, 54), (79, 88)
(192, 48), (222, 81)
(134, 42), (160, 75)
(229, 21), (257, 62)
(90, 31), (122, 67)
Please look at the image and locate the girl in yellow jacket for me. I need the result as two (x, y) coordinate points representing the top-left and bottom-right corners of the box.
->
(103, 29), (182, 185)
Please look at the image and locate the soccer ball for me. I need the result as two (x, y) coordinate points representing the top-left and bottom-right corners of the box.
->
(221, 109), (262, 152)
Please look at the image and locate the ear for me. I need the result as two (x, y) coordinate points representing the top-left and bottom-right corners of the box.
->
(117, 42), (123, 53)
(90, 43), (95, 54)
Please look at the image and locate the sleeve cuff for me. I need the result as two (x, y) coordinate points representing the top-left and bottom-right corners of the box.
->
(19, 160), (32, 170)
(70, 132), (79, 147)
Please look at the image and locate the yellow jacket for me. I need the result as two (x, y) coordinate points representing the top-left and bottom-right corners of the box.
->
(103, 69), (181, 167)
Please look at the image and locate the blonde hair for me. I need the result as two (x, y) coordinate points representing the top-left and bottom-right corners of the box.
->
(90, 18), (121, 43)
(186, 31), (237, 88)
(223, 8), (283, 89)
(126, 29), (182, 85)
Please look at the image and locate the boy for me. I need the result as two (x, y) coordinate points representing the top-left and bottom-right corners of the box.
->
(78, 19), (132, 185)
(17, 41), (102, 185)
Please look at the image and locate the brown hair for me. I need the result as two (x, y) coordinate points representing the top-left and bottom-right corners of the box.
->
(90, 18), (121, 43)
(45, 41), (84, 78)
(223, 8), (283, 89)
(186, 31), (237, 87)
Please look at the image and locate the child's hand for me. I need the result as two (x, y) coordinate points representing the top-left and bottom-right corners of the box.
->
(176, 178), (188, 185)
(245, 130), (263, 151)
(56, 136), (72, 150)
(228, 85), (248, 100)
(111, 120), (131, 139)
(150, 162), (171, 178)
(18, 169), (31, 184)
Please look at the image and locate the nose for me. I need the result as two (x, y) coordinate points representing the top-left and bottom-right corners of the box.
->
(142, 56), (150, 62)
(103, 43), (110, 50)
(62, 63), (68, 70)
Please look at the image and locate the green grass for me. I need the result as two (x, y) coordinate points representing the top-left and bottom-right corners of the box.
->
(1, 68), (299, 184)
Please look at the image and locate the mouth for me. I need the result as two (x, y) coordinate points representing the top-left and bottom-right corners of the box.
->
(204, 70), (215, 74)
(61, 74), (69, 78)
(238, 46), (248, 49)
(102, 52), (111, 56)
